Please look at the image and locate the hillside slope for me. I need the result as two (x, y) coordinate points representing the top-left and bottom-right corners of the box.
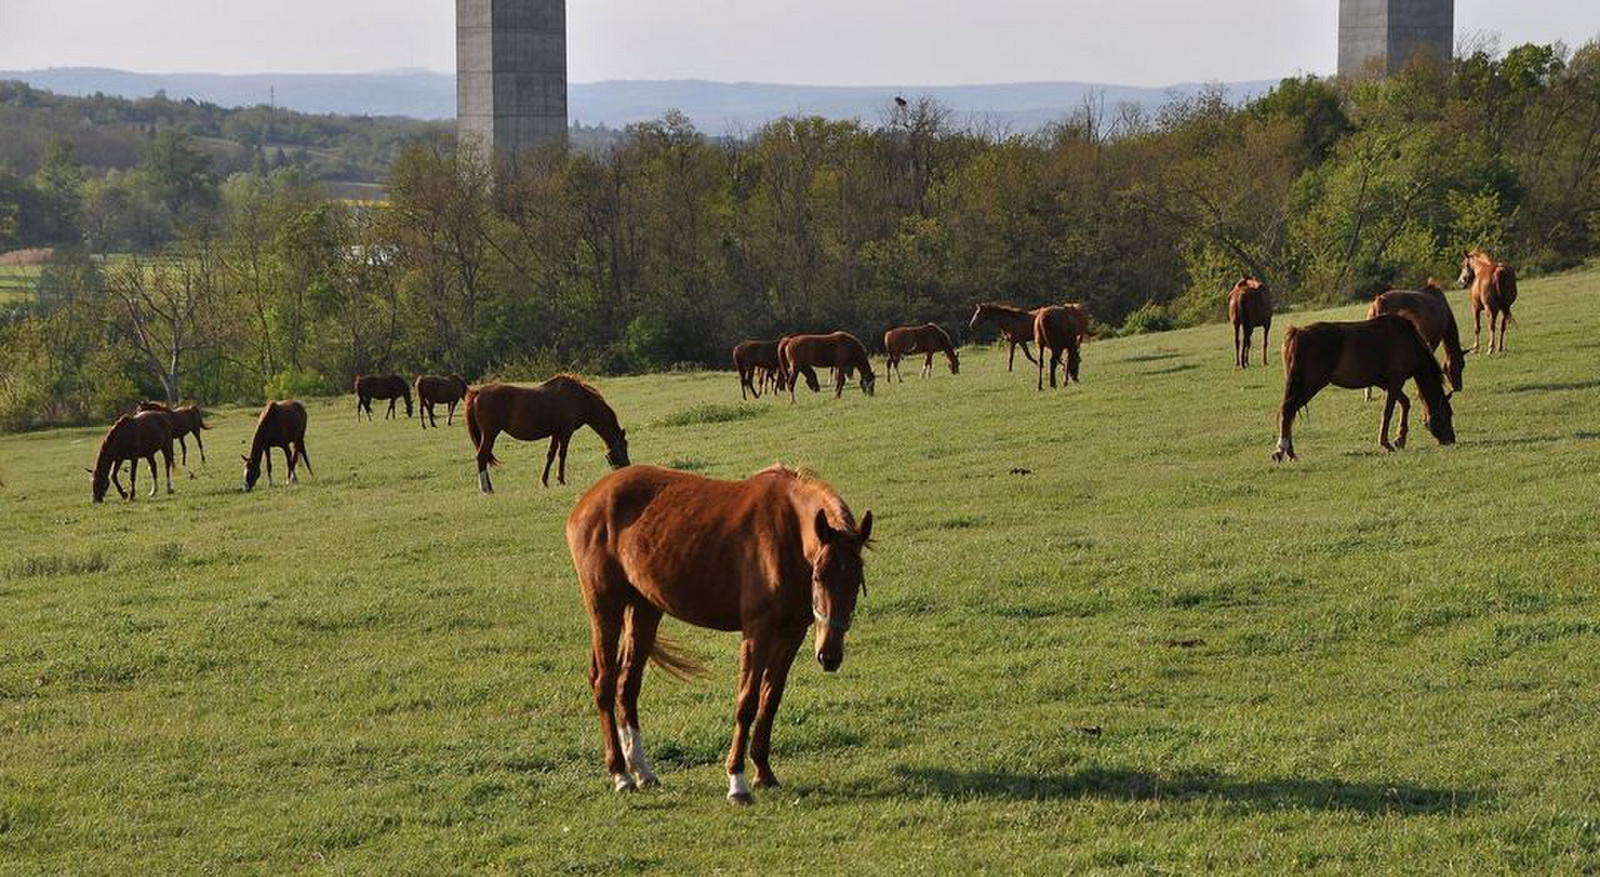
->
(1, 267), (1597, 872)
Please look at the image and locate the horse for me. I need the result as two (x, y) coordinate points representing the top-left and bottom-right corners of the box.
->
(780, 333), (877, 401)
(415, 374), (470, 428)
(1365, 281), (1466, 400)
(88, 412), (174, 502)
(883, 323), (959, 381)
(1272, 314), (1456, 462)
(733, 340), (784, 400)
(243, 401), (312, 491)
(464, 376), (630, 493)
(134, 401), (210, 466)
(1459, 250), (1518, 354)
(354, 374), (413, 421)
(566, 463), (873, 803)
(1228, 275), (1273, 368)
(968, 303), (1040, 371)
(1033, 306), (1083, 390)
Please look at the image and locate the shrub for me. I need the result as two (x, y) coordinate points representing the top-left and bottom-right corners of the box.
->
(1120, 304), (1176, 336)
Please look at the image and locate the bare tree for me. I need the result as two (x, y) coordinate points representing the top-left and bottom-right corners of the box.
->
(105, 246), (220, 403)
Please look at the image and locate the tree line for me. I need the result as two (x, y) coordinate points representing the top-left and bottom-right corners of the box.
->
(1, 41), (1597, 431)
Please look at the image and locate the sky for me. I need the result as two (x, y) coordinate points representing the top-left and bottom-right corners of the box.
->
(0, 1), (1595, 86)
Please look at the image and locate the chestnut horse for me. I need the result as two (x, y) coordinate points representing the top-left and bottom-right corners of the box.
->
(243, 401), (312, 491)
(464, 376), (630, 493)
(733, 340), (783, 400)
(1228, 275), (1272, 368)
(883, 323), (959, 380)
(1365, 282), (1465, 399)
(1459, 250), (1518, 354)
(780, 333), (876, 401)
(1272, 315), (1456, 462)
(968, 303), (1039, 371)
(88, 412), (174, 502)
(567, 464), (873, 803)
(135, 401), (210, 466)
(1034, 306), (1083, 390)
(415, 374), (470, 428)
(354, 374), (412, 421)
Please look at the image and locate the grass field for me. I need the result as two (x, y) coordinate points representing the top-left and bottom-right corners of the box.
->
(2, 267), (1598, 874)
(0, 265), (40, 305)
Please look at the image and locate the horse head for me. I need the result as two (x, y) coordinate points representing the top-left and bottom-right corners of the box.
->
(810, 509), (873, 673)
(242, 453), (261, 492)
(947, 349), (961, 375)
(605, 429), (630, 469)
(1458, 252), (1479, 288)
(88, 466), (109, 503)
(1425, 390), (1457, 446)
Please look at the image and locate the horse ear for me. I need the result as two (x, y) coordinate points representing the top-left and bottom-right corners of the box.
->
(858, 511), (873, 544)
(814, 509), (836, 544)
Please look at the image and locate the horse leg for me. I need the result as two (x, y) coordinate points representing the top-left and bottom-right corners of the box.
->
(1008, 342), (1016, 372)
(110, 462), (128, 499)
(146, 454), (159, 496)
(725, 635), (770, 805)
(193, 429), (205, 465)
(833, 367), (846, 399)
(1472, 302), (1484, 353)
(1380, 391), (1398, 452)
(1050, 349), (1061, 389)
(471, 423), (497, 490)
(178, 435), (188, 468)
(287, 445), (299, 484)
(617, 602), (663, 788)
(1262, 325), (1270, 368)
(557, 435), (570, 485)
(1497, 309), (1509, 353)
(162, 447), (173, 495)
(1393, 388), (1411, 449)
(923, 352), (934, 378)
(750, 624), (807, 790)
(1234, 322), (1243, 368)
(128, 459), (138, 501)
(1036, 345), (1046, 391)
(586, 599), (633, 792)
(446, 401), (455, 426)
(542, 437), (559, 487)
(265, 447), (274, 487)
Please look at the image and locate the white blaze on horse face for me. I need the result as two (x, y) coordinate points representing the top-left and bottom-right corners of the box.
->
(621, 726), (657, 784)
(727, 772), (751, 800)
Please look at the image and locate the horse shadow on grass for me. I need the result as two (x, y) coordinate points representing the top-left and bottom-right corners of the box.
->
(1507, 379), (1600, 394)
(845, 766), (1489, 816)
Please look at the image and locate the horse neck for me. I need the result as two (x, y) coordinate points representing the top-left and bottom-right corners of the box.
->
(1439, 308), (1465, 363)
(1411, 350), (1447, 410)
(580, 393), (622, 445)
(249, 411), (275, 462)
(93, 426), (124, 475)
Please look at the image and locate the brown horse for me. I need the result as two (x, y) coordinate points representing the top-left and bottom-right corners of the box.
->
(1033, 306), (1083, 390)
(89, 412), (174, 502)
(135, 401), (210, 466)
(733, 340), (783, 400)
(1459, 250), (1518, 354)
(780, 333), (876, 401)
(464, 376), (630, 493)
(1228, 275), (1273, 368)
(415, 374), (470, 428)
(243, 401), (312, 491)
(968, 303), (1040, 371)
(566, 464), (873, 803)
(354, 374), (412, 421)
(1272, 314), (1456, 462)
(883, 323), (959, 380)
(1365, 282), (1466, 399)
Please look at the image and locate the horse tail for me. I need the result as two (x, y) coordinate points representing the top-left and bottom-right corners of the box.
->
(464, 389), (497, 466)
(646, 633), (709, 681)
(1498, 267), (1519, 320)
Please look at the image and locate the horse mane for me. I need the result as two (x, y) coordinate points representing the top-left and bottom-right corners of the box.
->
(94, 416), (133, 471)
(545, 373), (603, 399)
(977, 301), (1030, 317)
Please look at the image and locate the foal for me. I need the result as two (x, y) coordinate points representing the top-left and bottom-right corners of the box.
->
(1228, 274), (1272, 368)
(1459, 250), (1518, 354)
(883, 323), (959, 380)
(135, 401), (210, 466)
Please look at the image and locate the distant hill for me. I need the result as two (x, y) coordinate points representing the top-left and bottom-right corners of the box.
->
(1, 68), (1277, 132)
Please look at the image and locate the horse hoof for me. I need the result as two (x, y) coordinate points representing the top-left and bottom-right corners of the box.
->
(1271, 451), (1285, 463)
(754, 776), (781, 790)
(612, 774), (637, 793)
(727, 792), (753, 806)
(635, 772), (660, 789)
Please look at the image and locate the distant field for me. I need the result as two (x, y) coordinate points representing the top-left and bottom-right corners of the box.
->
(2, 267), (1598, 873)
(0, 264), (40, 304)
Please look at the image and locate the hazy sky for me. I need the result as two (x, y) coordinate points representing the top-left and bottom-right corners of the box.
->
(1, 1), (1595, 85)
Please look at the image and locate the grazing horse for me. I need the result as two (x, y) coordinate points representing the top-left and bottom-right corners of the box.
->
(883, 323), (959, 380)
(354, 374), (412, 421)
(464, 376), (630, 493)
(968, 303), (1040, 371)
(733, 340), (783, 400)
(243, 401), (312, 491)
(567, 463), (873, 803)
(415, 374), (470, 428)
(1033, 306), (1083, 390)
(781, 333), (877, 401)
(1272, 314), (1456, 462)
(89, 412), (174, 502)
(1365, 282), (1466, 399)
(1459, 250), (1518, 354)
(1228, 275), (1273, 368)
(135, 401), (210, 467)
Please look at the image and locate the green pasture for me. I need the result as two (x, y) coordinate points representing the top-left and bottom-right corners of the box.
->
(0, 265), (39, 305)
(1, 268), (1598, 874)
